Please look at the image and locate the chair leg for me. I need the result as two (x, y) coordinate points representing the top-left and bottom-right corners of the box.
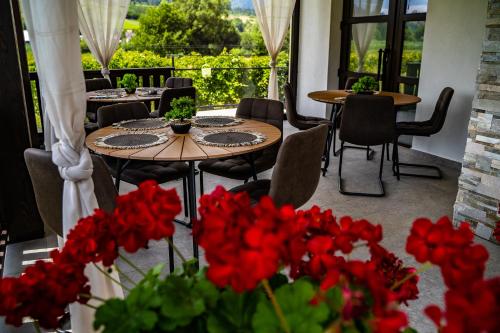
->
(338, 142), (385, 197)
(386, 143), (390, 161)
(393, 140), (400, 181)
(168, 236), (174, 273)
(182, 177), (188, 217)
(322, 127), (333, 176)
(199, 170), (204, 195)
(392, 141), (441, 179)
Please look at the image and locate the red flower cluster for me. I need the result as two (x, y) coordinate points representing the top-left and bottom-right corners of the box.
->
(494, 220), (500, 242)
(407, 217), (498, 333)
(196, 187), (416, 333)
(0, 181), (181, 328)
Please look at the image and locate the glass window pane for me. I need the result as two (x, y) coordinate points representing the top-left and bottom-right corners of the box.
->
(400, 21), (425, 78)
(406, 0), (428, 14)
(348, 22), (387, 74)
(352, 0), (389, 17)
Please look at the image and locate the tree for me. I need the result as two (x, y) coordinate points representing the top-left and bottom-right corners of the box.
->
(131, 0), (241, 55)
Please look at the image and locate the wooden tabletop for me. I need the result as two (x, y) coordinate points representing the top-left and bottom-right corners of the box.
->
(85, 119), (282, 162)
(308, 90), (421, 107)
(86, 88), (165, 103)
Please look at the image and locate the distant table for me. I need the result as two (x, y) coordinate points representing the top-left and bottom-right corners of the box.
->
(86, 119), (282, 260)
(308, 90), (421, 157)
(86, 87), (166, 104)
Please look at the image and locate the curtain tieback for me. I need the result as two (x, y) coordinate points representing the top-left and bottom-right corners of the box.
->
(269, 59), (277, 68)
(101, 67), (111, 77)
(52, 142), (93, 182)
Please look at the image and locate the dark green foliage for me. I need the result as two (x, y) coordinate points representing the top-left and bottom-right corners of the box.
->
(166, 97), (197, 121)
(352, 76), (378, 93)
(120, 73), (138, 90)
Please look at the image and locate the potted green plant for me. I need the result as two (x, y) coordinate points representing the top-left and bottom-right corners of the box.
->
(165, 96), (196, 134)
(120, 73), (138, 94)
(351, 76), (379, 94)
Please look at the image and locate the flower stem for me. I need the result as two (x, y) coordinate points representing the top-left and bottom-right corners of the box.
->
(165, 237), (187, 263)
(391, 261), (433, 290)
(83, 303), (98, 310)
(93, 263), (131, 291)
(119, 254), (146, 277)
(33, 320), (41, 333)
(114, 263), (137, 287)
(262, 279), (290, 333)
(79, 293), (106, 303)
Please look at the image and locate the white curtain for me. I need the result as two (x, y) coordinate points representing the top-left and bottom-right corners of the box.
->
(352, 0), (384, 72)
(253, 0), (296, 100)
(78, 0), (130, 79)
(21, 1), (123, 332)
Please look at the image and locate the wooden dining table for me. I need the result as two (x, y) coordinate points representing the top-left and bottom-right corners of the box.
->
(308, 89), (422, 157)
(85, 119), (282, 260)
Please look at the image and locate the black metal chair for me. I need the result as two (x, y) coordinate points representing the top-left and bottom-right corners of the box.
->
(230, 125), (329, 208)
(85, 78), (112, 135)
(393, 87), (454, 179)
(165, 77), (193, 88)
(198, 98), (284, 194)
(331, 77), (359, 157)
(338, 95), (396, 197)
(150, 86), (196, 118)
(284, 82), (333, 176)
(96, 102), (190, 217)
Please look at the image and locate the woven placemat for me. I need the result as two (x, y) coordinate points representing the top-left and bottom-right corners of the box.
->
(0, 228), (7, 277)
(192, 116), (244, 128)
(89, 88), (127, 99)
(137, 87), (164, 97)
(95, 132), (169, 149)
(113, 118), (168, 131)
(192, 130), (266, 147)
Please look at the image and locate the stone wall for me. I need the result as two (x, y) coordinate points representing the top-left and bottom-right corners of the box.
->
(454, 0), (500, 243)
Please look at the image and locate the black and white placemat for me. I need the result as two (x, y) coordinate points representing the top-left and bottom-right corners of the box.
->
(112, 118), (168, 131)
(192, 130), (266, 147)
(95, 132), (169, 149)
(88, 88), (127, 99)
(0, 228), (7, 277)
(192, 116), (244, 128)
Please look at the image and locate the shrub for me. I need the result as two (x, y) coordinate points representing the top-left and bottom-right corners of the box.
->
(166, 97), (196, 121)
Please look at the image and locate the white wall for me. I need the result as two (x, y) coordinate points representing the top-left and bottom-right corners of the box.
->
(296, 0), (333, 117)
(412, 0), (488, 162)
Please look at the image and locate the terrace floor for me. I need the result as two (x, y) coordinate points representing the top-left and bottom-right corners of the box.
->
(2, 121), (500, 333)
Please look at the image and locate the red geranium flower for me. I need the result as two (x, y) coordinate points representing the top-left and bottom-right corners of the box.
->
(494, 221), (500, 242)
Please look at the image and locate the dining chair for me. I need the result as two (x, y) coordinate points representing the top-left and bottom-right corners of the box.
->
(150, 86), (196, 118)
(284, 82), (333, 176)
(24, 148), (177, 273)
(393, 87), (454, 180)
(338, 95), (395, 197)
(24, 148), (116, 237)
(198, 98), (284, 194)
(96, 102), (190, 217)
(165, 77), (193, 89)
(85, 78), (113, 135)
(230, 125), (329, 208)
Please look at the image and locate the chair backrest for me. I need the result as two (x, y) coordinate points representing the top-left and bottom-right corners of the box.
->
(269, 125), (329, 208)
(24, 149), (117, 237)
(165, 77), (193, 89)
(427, 87), (454, 134)
(340, 95), (395, 146)
(236, 98), (284, 131)
(284, 82), (301, 128)
(157, 87), (197, 118)
(345, 77), (358, 90)
(97, 102), (150, 128)
(85, 78), (112, 92)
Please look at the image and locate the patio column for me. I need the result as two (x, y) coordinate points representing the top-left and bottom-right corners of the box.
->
(454, 0), (500, 243)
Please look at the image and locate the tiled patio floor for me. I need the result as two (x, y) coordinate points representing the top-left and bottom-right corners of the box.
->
(2, 121), (499, 333)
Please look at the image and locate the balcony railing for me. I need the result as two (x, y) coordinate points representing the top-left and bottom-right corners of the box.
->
(28, 65), (288, 141)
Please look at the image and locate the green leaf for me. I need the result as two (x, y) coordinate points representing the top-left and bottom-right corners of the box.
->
(403, 328), (419, 333)
(268, 273), (289, 291)
(207, 289), (262, 333)
(252, 279), (330, 333)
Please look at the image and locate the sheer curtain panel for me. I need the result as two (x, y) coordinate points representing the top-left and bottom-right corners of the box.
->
(352, 0), (384, 71)
(78, 0), (130, 79)
(252, 0), (296, 100)
(21, 1), (123, 332)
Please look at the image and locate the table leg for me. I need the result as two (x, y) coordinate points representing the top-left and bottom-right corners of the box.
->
(187, 161), (199, 265)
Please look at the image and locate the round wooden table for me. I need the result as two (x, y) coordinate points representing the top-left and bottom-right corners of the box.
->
(308, 90), (421, 157)
(308, 90), (421, 106)
(86, 87), (166, 104)
(86, 119), (282, 259)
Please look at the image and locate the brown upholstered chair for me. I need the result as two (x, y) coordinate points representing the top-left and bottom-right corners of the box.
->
(24, 149), (116, 237)
(338, 95), (395, 197)
(393, 87), (454, 179)
(150, 86), (197, 118)
(85, 78), (113, 135)
(198, 98), (284, 194)
(165, 77), (193, 89)
(284, 82), (333, 175)
(344, 77), (358, 90)
(96, 102), (190, 217)
(230, 125), (329, 208)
